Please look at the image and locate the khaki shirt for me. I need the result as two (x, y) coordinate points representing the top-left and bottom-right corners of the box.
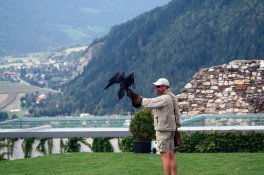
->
(142, 89), (180, 131)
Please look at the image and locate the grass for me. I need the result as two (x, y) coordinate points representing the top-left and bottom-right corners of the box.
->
(0, 82), (52, 94)
(0, 56), (42, 68)
(1, 55), (42, 63)
(64, 46), (87, 55)
(7, 107), (28, 118)
(0, 82), (52, 112)
(1, 152), (264, 175)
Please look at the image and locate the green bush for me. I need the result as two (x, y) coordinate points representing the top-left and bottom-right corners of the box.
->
(0, 139), (7, 161)
(129, 108), (155, 141)
(36, 138), (53, 155)
(62, 137), (90, 153)
(119, 136), (134, 152)
(22, 138), (35, 158)
(92, 137), (113, 152)
(177, 131), (264, 153)
(65, 137), (82, 152)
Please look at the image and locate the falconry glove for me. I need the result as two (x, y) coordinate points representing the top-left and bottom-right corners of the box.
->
(126, 88), (142, 108)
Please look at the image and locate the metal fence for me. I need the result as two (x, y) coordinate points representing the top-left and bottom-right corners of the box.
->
(1, 114), (264, 138)
(0, 116), (131, 129)
(181, 113), (264, 127)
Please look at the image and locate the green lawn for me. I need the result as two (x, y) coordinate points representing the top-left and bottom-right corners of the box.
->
(1, 153), (263, 175)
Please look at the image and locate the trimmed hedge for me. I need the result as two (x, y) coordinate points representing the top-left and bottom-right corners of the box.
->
(177, 131), (264, 153)
(120, 131), (264, 153)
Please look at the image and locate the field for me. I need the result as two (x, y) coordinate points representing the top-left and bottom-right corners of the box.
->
(64, 46), (87, 55)
(0, 55), (43, 68)
(0, 82), (55, 112)
(0, 152), (263, 175)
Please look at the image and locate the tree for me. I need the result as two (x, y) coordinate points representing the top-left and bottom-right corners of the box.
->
(0, 111), (8, 122)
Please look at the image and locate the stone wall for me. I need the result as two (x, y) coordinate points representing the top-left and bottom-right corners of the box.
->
(178, 59), (264, 115)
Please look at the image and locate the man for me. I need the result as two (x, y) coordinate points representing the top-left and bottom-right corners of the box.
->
(132, 78), (180, 175)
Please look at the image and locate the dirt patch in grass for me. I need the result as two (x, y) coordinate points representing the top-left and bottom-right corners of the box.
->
(3, 93), (25, 111)
(0, 94), (8, 104)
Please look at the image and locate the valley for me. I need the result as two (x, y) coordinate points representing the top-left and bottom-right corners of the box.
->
(0, 46), (86, 115)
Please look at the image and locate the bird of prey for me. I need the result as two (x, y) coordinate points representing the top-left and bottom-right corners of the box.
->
(104, 71), (135, 100)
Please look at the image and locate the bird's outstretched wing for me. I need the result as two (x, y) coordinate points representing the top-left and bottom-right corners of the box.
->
(104, 72), (125, 89)
(105, 71), (135, 100)
(123, 72), (135, 89)
(118, 82), (126, 100)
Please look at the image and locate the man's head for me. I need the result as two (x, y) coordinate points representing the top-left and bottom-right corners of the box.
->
(153, 78), (169, 95)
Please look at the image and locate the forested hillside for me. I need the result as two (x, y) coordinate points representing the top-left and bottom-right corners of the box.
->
(63, 0), (264, 115)
(0, 0), (169, 56)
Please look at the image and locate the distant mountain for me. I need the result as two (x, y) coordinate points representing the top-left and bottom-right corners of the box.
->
(63, 0), (264, 115)
(0, 0), (170, 56)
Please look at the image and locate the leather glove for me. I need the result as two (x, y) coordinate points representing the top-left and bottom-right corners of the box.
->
(126, 88), (142, 108)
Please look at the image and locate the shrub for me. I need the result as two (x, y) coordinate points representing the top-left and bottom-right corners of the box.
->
(119, 136), (134, 152)
(129, 108), (155, 141)
(22, 138), (35, 158)
(65, 137), (81, 152)
(92, 137), (113, 152)
(63, 137), (90, 153)
(177, 131), (264, 153)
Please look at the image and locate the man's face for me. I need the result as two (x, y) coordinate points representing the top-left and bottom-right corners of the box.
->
(155, 85), (167, 95)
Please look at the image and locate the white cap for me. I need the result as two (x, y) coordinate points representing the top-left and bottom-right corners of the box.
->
(153, 78), (170, 86)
